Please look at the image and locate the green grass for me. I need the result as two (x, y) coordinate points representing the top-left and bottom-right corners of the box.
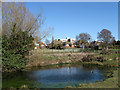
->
(28, 48), (120, 67)
(109, 49), (120, 51)
(82, 54), (119, 67)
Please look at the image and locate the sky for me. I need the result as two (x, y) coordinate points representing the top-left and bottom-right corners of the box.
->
(25, 2), (118, 42)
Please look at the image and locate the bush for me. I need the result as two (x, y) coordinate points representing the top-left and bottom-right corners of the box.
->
(82, 55), (105, 62)
(100, 50), (113, 55)
(2, 30), (34, 71)
(82, 55), (95, 62)
(2, 52), (26, 71)
(96, 56), (105, 62)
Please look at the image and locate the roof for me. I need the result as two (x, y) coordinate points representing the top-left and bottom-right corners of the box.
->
(38, 41), (45, 45)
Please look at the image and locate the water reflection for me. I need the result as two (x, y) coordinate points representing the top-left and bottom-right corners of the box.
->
(27, 66), (105, 85)
(3, 64), (110, 88)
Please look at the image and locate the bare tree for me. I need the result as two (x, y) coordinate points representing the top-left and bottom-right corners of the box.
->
(2, 2), (52, 40)
(36, 26), (54, 42)
(45, 39), (50, 45)
(2, 3), (40, 36)
(97, 29), (115, 50)
(76, 33), (91, 49)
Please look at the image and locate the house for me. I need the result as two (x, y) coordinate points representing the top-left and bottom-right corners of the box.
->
(55, 37), (76, 48)
(56, 37), (75, 43)
(39, 41), (46, 48)
(34, 37), (46, 49)
(34, 37), (39, 49)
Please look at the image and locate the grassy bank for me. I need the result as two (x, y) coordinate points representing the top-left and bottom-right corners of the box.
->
(82, 53), (119, 67)
(25, 49), (120, 69)
(26, 49), (98, 67)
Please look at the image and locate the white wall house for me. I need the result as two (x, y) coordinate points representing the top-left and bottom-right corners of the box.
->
(33, 40), (39, 49)
(56, 37), (76, 44)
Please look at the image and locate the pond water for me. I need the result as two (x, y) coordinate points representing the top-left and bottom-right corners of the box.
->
(3, 64), (110, 88)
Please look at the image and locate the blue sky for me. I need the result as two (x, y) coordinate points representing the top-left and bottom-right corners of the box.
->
(25, 2), (118, 42)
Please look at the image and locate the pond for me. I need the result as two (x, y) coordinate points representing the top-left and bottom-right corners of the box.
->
(3, 64), (113, 88)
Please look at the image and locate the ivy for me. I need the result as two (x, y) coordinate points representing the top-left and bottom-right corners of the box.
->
(2, 30), (34, 71)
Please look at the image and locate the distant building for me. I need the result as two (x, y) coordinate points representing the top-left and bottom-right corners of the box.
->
(34, 37), (46, 49)
(56, 37), (76, 44)
(55, 37), (76, 48)
(34, 37), (39, 49)
(40, 41), (46, 48)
